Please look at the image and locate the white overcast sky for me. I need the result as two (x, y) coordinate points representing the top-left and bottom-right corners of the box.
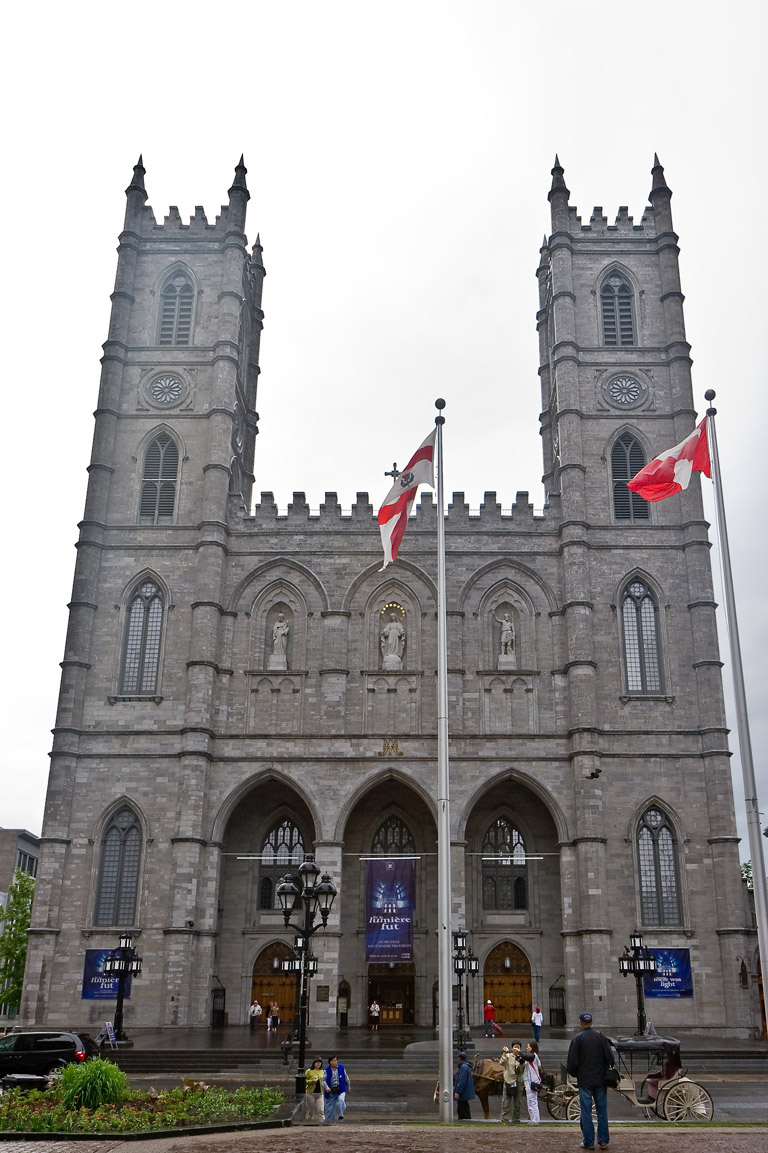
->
(1, 2), (766, 870)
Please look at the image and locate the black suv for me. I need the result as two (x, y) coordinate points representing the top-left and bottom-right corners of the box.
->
(0, 1031), (99, 1077)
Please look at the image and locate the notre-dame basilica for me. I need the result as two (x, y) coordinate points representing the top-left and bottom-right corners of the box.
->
(22, 156), (761, 1037)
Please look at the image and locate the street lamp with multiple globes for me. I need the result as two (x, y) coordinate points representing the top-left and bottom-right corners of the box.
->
(452, 930), (479, 1049)
(618, 931), (657, 1035)
(102, 934), (143, 1042)
(276, 854), (337, 1094)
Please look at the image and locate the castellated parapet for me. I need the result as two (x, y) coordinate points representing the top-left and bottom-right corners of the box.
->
(246, 489), (549, 531)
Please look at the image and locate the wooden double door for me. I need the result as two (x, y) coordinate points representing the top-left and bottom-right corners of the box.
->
(483, 941), (532, 1023)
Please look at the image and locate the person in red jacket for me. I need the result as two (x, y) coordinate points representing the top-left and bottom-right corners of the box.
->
(484, 999), (496, 1036)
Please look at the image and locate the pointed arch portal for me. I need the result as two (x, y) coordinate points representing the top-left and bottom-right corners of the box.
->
(484, 941), (532, 1023)
(251, 942), (296, 1026)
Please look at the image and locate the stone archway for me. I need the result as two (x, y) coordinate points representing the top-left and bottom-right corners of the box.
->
(484, 941), (532, 1024)
(252, 941), (296, 1026)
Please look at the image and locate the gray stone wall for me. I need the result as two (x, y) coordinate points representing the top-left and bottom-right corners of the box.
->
(21, 159), (759, 1038)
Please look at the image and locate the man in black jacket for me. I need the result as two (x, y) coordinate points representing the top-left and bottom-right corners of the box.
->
(566, 1012), (612, 1149)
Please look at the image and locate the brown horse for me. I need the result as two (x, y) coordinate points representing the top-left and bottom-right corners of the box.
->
(472, 1057), (505, 1120)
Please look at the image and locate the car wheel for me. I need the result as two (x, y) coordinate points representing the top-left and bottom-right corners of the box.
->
(45, 1063), (65, 1077)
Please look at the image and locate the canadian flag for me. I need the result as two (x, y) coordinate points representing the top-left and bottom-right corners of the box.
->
(378, 429), (436, 568)
(627, 417), (711, 502)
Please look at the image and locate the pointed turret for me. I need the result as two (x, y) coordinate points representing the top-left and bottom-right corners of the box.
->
(123, 155), (148, 229)
(649, 153), (673, 234)
(548, 155), (570, 232)
(549, 155), (569, 199)
(650, 153), (670, 194)
(125, 155), (147, 198)
(228, 154), (250, 200)
(227, 154), (250, 233)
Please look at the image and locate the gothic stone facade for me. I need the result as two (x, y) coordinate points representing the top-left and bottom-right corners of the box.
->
(22, 157), (759, 1036)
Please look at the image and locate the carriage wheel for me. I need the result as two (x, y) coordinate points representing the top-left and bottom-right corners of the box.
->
(546, 1084), (570, 1120)
(659, 1081), (714, 1122)
(566, 1094), (597, 1123)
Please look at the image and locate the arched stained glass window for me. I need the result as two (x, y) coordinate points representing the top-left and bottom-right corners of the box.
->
(482, 818), (527, 910)
(95, 807), (142, 925)
(622, 578), (662, 693)
(371, 816), (416, 855)
(120, 581), (164, 695)
(139, 433), (179, 524)
(601, 274), (636, 346)
(637, 806), (680, 925)
(611, 433), (649, 522)
(259, 820), (305, 909)
(159, 275), (194, 346)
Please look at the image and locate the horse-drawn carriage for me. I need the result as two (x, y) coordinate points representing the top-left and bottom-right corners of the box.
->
(472, 1035), (714, 1123)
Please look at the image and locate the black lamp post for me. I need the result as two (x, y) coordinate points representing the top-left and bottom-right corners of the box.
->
(618, 931), (657, 1035)
(102, 934), (142, 1042)
(452, 931), (478, 1049)
(276, 854), (337, 1094)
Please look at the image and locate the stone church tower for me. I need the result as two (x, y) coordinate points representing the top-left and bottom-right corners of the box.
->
(23, 157), (759, 1036)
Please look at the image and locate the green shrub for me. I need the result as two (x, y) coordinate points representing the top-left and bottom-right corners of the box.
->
(0, 1082), (283, 1134)
(59, 1058), (129, 1109)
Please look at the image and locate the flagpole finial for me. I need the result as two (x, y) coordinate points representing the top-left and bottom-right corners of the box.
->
(705, 388), (716, 416)
(435, 397), (445, 426)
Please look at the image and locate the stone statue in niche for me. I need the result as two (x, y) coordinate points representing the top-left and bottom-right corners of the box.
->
(493, 608), (516, 669)
(268, 611), (290, 670)
(380, 610), (406, 670)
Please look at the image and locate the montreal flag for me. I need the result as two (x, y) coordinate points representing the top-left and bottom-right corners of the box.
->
(378, 429), (436, 568)
(627, 417), (710, 503)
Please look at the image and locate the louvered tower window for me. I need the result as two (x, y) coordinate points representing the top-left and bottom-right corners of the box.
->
(612, 433), (649, 521)
(637, 807), (680, 925)
(120, 581), (164, 695)
(601, 274), (636, 346)
(95, 807), (142, 925)
(139, 433), (178, 524)
(622, 578), (662, 693)
(159, 275), (194, 345)
(259, 819), (305, 910)
(482, 818), (527, 910)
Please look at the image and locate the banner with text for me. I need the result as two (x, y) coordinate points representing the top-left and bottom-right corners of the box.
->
(643, 948), (693, 998)
(365, 858), (414, 962)
(81, 949), (132, 1001)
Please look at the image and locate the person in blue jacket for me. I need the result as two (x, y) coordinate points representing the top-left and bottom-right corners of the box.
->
(453, 1050), (475, 1120)
(323, 1054), (350, 1122)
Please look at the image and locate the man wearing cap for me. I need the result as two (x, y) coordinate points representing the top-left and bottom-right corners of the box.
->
(499, 1042), (523, 1123)
(567, 1012), (613, 1150)
(453, 1050), (475, 1120)
(483, 999), (496, 1036)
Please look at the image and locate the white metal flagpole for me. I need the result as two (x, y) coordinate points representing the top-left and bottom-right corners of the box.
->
(434, 398), (454, 1123)
(705, 389), (768, 993)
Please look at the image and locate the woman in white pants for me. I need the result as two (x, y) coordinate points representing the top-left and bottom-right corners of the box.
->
(523, 1041), (542, 1123)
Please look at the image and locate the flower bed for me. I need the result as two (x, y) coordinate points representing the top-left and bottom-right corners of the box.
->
(0, 1083), (284, 1135)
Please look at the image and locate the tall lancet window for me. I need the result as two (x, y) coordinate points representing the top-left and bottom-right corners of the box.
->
(158, 274), (194, 345)
(637, 806), (681, 925)
(95, 807), (142, 925)
(120, 581), (164, 695)
(622, 578), (662, 693)
(612, 433), (649, 522)
(139, 433), (178, 524)
(601, 274), (636, 346)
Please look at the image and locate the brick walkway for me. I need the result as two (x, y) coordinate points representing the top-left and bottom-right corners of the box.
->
(1, 1125), (766, 1153)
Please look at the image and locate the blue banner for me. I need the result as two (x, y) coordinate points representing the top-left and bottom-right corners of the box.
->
(81, 949), (132, 1001)
(643, 948), (693, 998)
(365, 859), (414, 962)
